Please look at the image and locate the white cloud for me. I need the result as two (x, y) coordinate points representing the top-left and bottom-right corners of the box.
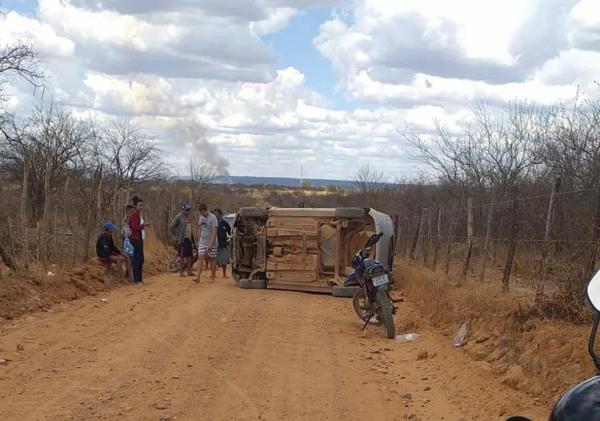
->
(314, 0), (596, 105)
(0, 11), (74, 58)
(3, 0), (600, 180)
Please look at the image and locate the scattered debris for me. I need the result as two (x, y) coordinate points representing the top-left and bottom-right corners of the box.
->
(417, 350), (428, 360)
(47, 272), (55, 277)
(395, 333), (419, 343)
(100, 299), (108, 304)
(401, 393), (413, 401)
(0, 358), (10, 365)
(453, 321), (470, 347)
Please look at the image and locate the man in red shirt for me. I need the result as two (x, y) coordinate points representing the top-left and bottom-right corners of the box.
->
(129, 196), (145, 284)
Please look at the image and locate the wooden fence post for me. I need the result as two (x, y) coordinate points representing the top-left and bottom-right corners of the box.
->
(535, 178), (561, 301)
(21, 154), (30, 269)
(479, 200), (495, 282)
(444, 206), (460, 275)
(40, 159), (51, 266)
(432, 204), (442, 269)
(410, 208), (425, 260)
(423, 210), (432, 266)
(8, 215), (16, 263)
(461, 197), (474, 282)
(502, 195), (519, 292)
(402, 216), (410, 258)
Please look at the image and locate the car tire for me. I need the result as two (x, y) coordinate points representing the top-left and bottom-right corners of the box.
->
(237, 207), (267, 218)
(332, 285), (361, 297)
(335, 207), (365, 219)
(239, 278), (267, 289)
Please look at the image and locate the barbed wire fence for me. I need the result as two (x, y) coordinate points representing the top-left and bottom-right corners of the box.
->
(392, 179), (600, 303)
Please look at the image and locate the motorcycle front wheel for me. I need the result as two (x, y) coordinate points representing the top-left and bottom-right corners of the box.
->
(352, 290), (381, 325)
(376, 289), (396, 339)
(167, 257), (181, 273)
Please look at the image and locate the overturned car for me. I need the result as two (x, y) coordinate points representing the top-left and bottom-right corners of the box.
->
(230, 207), (394, 295)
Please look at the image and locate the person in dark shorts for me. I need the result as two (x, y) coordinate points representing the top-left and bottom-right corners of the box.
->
(96, 222), (126, 278)
(214, 209), (232, 278)
(169, 203), (195, 277)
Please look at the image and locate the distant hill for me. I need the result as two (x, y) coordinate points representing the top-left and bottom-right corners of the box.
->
(213, 175), (355, 188)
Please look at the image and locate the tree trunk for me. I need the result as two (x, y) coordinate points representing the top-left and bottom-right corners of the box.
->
(479, 199), (495, 282)
(432, 204), (442, 269)
(502, 195), (519, 293)
(40, 160), (51, 266)
(402, 216), (410, 258)
(535, 178), (561, 301)
(423, 210), (432, 266)
(84, 167), (103, 261)
(461, 197), (474, 282)
(20, 154), (30, 269)
(444, 206), (460, 275)
(410, 208), (425, 260)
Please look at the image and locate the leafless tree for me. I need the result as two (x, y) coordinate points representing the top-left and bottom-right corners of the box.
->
(189, 159), (217, 204)
(0, 103), (94, 221)
(0, 43), (45, 107)
(354, 164), (387, 195)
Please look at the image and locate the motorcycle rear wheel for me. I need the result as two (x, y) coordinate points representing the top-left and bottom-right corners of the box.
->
(376, 289), (396, 339)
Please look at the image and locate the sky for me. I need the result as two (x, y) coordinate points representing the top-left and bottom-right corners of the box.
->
(1, 0), (600, 180)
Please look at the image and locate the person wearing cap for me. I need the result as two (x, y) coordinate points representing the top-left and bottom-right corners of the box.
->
(96, 222), (126, 279)
(169, 203), (195, 277)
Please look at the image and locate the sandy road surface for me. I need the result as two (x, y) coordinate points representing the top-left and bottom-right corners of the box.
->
(0, 272), (549, 421)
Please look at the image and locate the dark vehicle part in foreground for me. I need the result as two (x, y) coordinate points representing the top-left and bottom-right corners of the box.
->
(344, 232), (399, 338)
(507, 269), (600, 421)
(230, 207), (394, 295)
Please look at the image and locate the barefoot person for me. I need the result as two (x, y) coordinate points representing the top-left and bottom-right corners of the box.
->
(195, 203), (217, 282)
(170, 203), (195, 277)
(215, 209), (231, 278)
(96, 222), (126, 278)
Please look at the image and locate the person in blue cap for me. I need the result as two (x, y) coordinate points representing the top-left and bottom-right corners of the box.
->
(96, 222), (126, 279)
(169, 203), (196, 277)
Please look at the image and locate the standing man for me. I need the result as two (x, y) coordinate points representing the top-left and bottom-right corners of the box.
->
(170, 203), (195, 277)
(215, 209), (232, 278)
(130, 196), (145, 285)
(195, 203), (218, 282)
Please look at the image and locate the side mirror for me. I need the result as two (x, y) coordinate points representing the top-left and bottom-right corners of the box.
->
(587, 269), (600, 312)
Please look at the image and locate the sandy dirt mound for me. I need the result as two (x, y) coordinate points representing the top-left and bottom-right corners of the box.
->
(0, 233), (169, 322)
(395, 259), (595, 405)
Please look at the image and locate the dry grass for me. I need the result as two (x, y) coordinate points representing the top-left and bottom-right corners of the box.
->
(395, 258), (596, 404)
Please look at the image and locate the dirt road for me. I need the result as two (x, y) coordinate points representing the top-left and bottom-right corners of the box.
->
(0, 272), (549, 421)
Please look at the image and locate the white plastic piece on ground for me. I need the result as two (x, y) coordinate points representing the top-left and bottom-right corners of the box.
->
(47, 271), (55, 277)
(100, 298), (108, 304)
(453, 321), (470, 347)
(395, 333), (419, 343)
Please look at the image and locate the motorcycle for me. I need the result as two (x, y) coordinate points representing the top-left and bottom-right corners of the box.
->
(507, 268), (600, 421)
(344, 232), (400, 338)
(167, 241), (199, 273)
